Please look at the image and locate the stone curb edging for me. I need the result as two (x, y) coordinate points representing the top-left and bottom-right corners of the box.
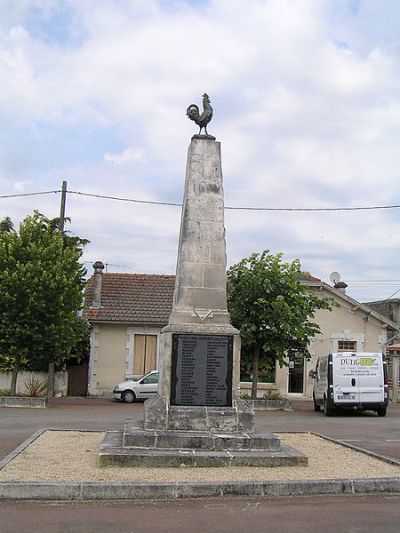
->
(244, 399), (293, 411)
(0, 397), (47, 408)
(0, 429), (399, 500)
(0, 429), (46, 471)
(312, 432), (400, 467)
(0, 477), (399, 501)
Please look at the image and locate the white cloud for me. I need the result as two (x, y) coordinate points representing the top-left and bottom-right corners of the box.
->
(1, 0), (400, 301)
(104, 147), (146, 165)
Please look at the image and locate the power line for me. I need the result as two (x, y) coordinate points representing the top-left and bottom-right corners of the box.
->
(0, 190), (59, 199)
(2, 188), (400, 212)
(364, 287), (400, 312)
(68, 190), (181, 207)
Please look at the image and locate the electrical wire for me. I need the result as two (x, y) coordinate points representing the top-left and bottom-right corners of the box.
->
(0, 190), (59, 199)
(2, 188), (400, 212)
(3, 188), (400, 301)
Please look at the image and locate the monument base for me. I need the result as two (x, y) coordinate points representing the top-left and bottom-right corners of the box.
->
(99, 421), (307, 468)
(143, 396), (255, 433)
(147, 323), (246, 431)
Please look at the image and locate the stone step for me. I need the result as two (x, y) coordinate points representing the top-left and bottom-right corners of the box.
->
(99, 431), (308, 468)
(122, 423), (280, 451)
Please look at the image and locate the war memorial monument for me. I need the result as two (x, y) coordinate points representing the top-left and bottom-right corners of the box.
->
(99, 95), (306, 468)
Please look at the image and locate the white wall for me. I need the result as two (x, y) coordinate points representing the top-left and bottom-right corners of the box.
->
(0, 370), (68, 396)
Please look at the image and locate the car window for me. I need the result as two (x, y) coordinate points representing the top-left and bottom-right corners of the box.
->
(142, 373), (158, 384)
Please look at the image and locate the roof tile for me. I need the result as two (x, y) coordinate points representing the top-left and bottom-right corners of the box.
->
(83, 273), (175, 325)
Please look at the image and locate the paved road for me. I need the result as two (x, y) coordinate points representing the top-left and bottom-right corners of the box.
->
(1, 398), (399, 532)
(256, 400), (400, 461)
(1, 495), (400, 533)
(1, 397), (399, 462)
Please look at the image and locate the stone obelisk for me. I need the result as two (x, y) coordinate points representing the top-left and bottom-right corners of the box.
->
(99, 97), (306, 468)
(143, 135), (254, 432)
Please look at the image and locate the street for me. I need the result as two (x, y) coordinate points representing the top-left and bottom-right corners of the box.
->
(0, 398), (399, 532)
(1, 495), (400, 533)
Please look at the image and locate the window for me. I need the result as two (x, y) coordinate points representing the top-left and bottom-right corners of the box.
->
(133, 334), (157, 375)
(141, 372), (159, 385)
(338, 340), (357, 352)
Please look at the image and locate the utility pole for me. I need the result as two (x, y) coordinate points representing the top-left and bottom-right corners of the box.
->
(48, 180), (68, 399)
(59, 180), (67, 233)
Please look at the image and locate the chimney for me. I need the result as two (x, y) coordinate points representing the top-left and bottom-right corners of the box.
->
(334, 280), (348, 294)
(91, 261), (104, 309)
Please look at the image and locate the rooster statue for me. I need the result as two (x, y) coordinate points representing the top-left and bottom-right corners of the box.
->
(186, 93), (213, 136)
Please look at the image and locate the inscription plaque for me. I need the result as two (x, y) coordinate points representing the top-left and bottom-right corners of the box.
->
(171, 334), (233, 406)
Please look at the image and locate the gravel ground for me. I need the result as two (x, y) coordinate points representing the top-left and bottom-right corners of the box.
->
(0, 431), (399, 483)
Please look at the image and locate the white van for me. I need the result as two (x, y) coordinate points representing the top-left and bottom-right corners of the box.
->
(311, 352), (388, 416)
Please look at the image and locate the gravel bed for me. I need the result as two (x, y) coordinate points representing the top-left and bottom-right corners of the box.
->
(0, 431), (399, 483)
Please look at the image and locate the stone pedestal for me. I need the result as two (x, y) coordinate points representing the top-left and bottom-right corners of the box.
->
(99, 137), (306, 468)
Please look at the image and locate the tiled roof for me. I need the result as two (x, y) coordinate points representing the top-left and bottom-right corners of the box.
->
(298, 272), (321, 282)
(83, 273), (175, 325)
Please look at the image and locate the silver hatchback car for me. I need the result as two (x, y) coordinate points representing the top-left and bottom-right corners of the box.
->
(112, 370), (159, 403)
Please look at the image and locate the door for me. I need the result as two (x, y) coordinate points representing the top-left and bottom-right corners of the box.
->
(288, 352), (304, 394)
(136, 372), (159, 399)
(67, 363), (89, 396)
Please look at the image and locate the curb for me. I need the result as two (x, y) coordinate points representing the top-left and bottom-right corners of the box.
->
(0, 397), (47, 408)
(0, 477), (400, 501)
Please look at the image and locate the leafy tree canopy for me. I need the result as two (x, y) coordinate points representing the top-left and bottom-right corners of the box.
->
(0, 212), (88, 384)
(227, 250), (335, 398)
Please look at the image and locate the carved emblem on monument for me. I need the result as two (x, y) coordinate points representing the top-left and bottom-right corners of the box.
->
(191, 308), (214, 321)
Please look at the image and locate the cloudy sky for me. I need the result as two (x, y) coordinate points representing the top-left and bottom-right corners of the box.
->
(1, 0), (400, 303)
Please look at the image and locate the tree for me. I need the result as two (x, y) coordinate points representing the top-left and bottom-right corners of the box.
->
(227, 250), (334, 399)
(0, 217), (13, 233)
(0, 212), (87, 395)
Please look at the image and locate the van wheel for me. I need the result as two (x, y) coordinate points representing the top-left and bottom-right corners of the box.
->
(324, 397), (333, 416)
(122, 390), (136, 403)
(377, 407), (387, 417)
(313, 394), (321, 412)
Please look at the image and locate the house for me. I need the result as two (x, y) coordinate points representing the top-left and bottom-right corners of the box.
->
(83, 261), (175, 396)
(362, 298), (400, 402)
(363, 298), (400, 326)
(83, 262), (397, 398)
(271, 277), (397, 399)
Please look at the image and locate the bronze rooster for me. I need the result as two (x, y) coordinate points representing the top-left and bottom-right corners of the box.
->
(186, 93), (213, 136)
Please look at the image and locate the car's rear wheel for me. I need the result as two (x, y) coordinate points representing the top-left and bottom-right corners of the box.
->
(313, 394), (321, 412)
(122, 390), (136, 403)
(377, 407), (387, 417)
(324, 396), (334, 416)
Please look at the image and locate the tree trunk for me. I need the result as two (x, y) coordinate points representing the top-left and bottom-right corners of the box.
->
(10, 356), (20, 396)
(47, 361), (55, 398)
(251, 344), (260, 400)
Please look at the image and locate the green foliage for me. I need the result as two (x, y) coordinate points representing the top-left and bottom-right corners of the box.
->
(263, 389), (283, 400)
(0, 353), (26, 372)
(227, 250), (334, 398)
(0, 217), (13, 233)
(0, 389), (10, 397)
(23, 375), (48, 397)
(64, 319), (91, 366)
(0, 211), (88, 380)
(240, 348), (275, 382)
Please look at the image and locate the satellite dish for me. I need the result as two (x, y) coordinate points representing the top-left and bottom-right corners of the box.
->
(330, 272), (341, 285)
